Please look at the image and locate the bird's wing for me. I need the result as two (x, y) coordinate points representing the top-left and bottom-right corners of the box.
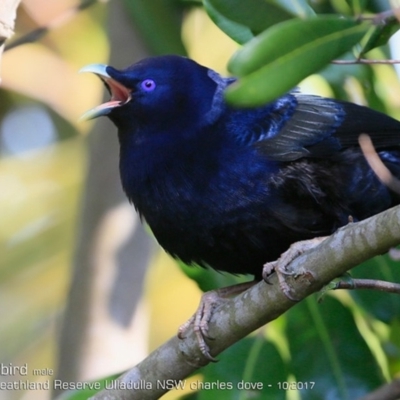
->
(253, 94), (400, 162)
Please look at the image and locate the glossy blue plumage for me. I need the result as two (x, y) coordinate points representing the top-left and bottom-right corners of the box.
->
(91, 55), (400, 278)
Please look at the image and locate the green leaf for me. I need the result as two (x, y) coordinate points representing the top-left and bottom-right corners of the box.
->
(359, 17), (400, 56)
(198, 337), (287, 399)
(203, 0), (314, 43)
(229, 16), (365, 76)
(122, 0), (187, 55)
(203, 0), (253, 44)
(388, 318), (400, 376)
(226, 17), (370, 107)
(205, 0), (294, 35)
(286, 296), (384, 400)
(178, 260), (250, 292)
(275, 0), (316, 17)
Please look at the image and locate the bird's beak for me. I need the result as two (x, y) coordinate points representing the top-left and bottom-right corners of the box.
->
(79, 64), (132, 121)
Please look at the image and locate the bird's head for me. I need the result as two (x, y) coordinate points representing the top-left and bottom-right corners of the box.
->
(80, 55), (229, 131)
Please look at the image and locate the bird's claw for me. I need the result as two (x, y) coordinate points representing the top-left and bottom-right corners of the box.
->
(263, 261), (277, 284)
(178, 281), (256, 362)
(263, 237), (327, 300)
(178, 290), (222, 362)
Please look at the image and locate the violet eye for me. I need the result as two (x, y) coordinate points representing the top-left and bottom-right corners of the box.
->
(141, 79), (156, 92)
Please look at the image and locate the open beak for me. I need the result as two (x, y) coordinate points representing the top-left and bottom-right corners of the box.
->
(79, 64), (132, 121)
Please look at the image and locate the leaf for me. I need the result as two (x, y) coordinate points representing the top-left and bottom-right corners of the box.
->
(275, 0), (316, 17)
(198, 337), (287, 399)
(205, 0), (294, 35)
(203, 0), (314, 44)
(122, 0), (187, 55)
(388, 319), (400, 376)
(178, 260), (250, 292)
(226, 17), (370, 107)
(359, 17), (400, 56)
(286, 296), (384, 400)
(228, 16), (365, 76)
(203, 0), (253, 44)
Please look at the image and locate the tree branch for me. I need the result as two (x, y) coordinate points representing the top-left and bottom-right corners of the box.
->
(4, 0), (104, 52)
(333, 278), (400, 294)
(84, 204), (400, 400)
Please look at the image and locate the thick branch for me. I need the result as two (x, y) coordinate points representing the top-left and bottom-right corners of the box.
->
(88, 205), (400, 400)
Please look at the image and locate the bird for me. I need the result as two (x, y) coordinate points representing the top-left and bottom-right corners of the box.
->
(81, 55), (400, 360)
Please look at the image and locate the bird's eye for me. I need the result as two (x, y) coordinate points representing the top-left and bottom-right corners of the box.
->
(141, 79), (156, 92)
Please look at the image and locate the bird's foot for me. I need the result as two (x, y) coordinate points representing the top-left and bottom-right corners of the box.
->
(263, 237), (328, 301)
(178, 290), (221, 362)
(178, 281), (256, 362)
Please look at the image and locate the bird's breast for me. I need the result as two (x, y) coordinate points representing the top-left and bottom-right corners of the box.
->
(117, 127), (285, 274)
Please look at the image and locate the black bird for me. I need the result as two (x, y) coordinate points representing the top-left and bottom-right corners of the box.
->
(81, 55), (400, 359)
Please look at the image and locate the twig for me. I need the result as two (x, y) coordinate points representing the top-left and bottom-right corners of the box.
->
(333, 278), (400, 294)
(332, 59), (400, 65)
(332, 6), (400, 66)
(82, 205), (400, 400)
(4, 0), (107, 51)
(359, 7), (400, 24)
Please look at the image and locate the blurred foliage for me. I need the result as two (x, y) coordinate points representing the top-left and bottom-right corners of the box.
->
(0, 1), (107, 399)
(55, 372), (122, 400)
(122, 0), (187, 56)
(1, 0), (400, 400)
